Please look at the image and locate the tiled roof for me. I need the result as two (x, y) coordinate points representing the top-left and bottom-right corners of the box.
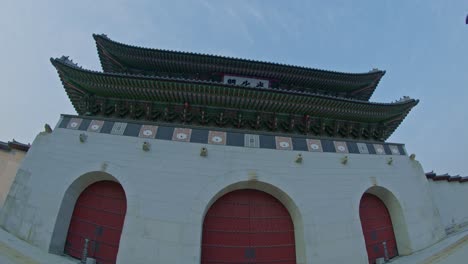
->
(93, 34), (385, 101)
(0, 141), (9, 151)
(425, 171), (468, 183)
(0, 140), (30, 152)
(51, 57), (418, 141)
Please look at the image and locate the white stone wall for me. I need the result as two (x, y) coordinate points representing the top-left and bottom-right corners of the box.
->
(0, 126), (446, 264)
(428, 180), (468, 233)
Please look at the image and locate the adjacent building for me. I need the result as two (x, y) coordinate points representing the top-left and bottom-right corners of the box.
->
(0, 140), (29, 208)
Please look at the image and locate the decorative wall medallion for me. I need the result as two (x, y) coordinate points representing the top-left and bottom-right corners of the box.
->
(306, 139), (323, 152)
(67, 118), (82, 130)
(275, 136), (292, 150)
(172, 128), (192, 142)
(111, 122), (127, 135)
(374, 144), (385, 155)
(357, 143), (369, 154)
(334, 141), (349, 153)
(138, 125), (158, 139)
(389, 145), (400, 155)
(208, 131), (226, 145)
(244, 134), (260, 148)
(87, 120), (104, 133)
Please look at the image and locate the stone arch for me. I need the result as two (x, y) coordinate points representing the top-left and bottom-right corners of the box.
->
(359, 186), (412, 256)
(49, 171), (125, 255)
(200, 180), (306, 264)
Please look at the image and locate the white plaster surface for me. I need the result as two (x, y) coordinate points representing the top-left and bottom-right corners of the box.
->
(428, 180), (468, 233)
(0, 126), (447, 264)
(0, 227), (76, 264)
(391, 227), (468, 264)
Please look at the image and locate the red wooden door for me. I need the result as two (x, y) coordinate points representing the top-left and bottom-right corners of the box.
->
(65, 181), (126, 264)
(359, 193), (398, 264)
(202, 189), (296, 264)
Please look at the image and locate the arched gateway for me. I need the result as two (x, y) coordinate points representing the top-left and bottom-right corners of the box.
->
(65, 181), (126, 264)
(360, 193), (398, 263)
(201, 189), (296, 263)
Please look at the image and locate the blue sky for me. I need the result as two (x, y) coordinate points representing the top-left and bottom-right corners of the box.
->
(1, 1), (467, 174)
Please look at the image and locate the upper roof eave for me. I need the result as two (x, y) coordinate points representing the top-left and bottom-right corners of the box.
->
(93, 34), (386, 101)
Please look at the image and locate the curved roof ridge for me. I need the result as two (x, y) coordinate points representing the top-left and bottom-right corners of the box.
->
(51, 56), (416, 108)
(93, 34), (385, 77)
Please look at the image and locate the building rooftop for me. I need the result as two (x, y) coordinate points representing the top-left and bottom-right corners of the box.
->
(0, 140), (30, 152)
(425, 171), (468, 183)
(51, 56), (418, 141)
(50, 34), (418, 141)
(93, 34), (385, 101)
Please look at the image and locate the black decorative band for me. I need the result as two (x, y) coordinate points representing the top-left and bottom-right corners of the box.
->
(58, 115), (406, 156)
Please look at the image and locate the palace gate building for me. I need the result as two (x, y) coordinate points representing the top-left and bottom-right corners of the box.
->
(2, 34), (464, 264)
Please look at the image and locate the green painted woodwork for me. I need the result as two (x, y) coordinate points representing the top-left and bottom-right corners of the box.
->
(93, 34), (385, 101)
(51, 57), (418, 141)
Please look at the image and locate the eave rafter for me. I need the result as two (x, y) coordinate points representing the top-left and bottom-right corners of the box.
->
(93, 34), (385, 101)
(51, 57), (418, 141)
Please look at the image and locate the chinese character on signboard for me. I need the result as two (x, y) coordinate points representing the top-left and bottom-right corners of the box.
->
(241, 80), (251, 86)
(223, 75), (270, 89)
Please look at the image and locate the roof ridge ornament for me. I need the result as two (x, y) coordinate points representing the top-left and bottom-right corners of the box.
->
(94, 33), (109, 39)
(396, 96), (412, 102)
(58, 56), (82, 69)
